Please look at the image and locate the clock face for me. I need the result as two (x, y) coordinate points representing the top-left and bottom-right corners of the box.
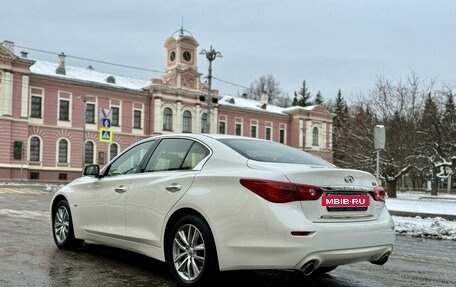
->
(169, 51), (176, 62)
(183, 51), (192, 62)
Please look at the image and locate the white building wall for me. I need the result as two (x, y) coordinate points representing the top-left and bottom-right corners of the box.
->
(154, 98), (162, 132)
(21, 75), (29, 118)
(0, 71), (13, 116)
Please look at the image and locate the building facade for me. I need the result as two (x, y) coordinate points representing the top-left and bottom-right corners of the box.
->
(0, 30), (333, 183)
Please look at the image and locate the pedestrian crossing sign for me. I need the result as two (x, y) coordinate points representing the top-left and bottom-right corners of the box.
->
(99, 128), (113, 143)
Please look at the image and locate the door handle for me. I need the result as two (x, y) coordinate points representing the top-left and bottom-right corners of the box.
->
(114, 185), (127, 194)
(166, 183), (182, 192)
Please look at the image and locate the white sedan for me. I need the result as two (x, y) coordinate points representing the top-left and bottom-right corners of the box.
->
(51, 134), (394, 286)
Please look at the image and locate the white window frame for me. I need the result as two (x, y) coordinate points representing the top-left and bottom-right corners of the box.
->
(235, 117), (243, 136)
(182, 109), (193, 133)
(84, 140), (96, 165)
(57, 91), (72, 128)
(56, 137), (71, 165)
(279, 123), (287, 144)
(29, 86), (44, 125)
(162, 106), (174, 132)
(250, 119), (258, 138)
(28, 135), (43, 164)
(265, 121), (273, 141)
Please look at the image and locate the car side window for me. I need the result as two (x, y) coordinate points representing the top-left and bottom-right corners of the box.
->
(182, 142), (210, 170)
(145, 139), (206, 172)
(106, 141), (154, 176)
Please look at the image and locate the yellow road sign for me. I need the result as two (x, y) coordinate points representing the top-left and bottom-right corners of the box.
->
(99, 128), (113, 143)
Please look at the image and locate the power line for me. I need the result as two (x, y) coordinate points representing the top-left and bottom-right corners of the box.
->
(8, 43), (250, 93)
(13, 44), (165, 74)
(213, 76), (249, 90)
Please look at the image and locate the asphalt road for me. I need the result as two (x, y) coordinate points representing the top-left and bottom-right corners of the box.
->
(0, 186), (455, 287)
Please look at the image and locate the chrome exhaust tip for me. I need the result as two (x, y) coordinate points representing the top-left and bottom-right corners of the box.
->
(301, 261), (316, 276)
(370, 253), (390, 265)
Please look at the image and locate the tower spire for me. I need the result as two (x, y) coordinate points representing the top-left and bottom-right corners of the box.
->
(180, 16), (184, 37)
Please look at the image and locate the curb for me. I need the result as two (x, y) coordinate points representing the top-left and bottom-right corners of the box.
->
(389, 210), (456, 221)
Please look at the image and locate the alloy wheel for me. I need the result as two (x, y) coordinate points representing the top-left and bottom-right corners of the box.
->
(172, 224), (206, 281)
(54, 206), (70, 244)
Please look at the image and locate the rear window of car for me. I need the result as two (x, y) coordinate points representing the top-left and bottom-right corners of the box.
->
(217, 138), (332, 166)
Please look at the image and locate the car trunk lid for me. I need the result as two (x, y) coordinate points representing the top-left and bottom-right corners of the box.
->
(247, 161), (384, 222)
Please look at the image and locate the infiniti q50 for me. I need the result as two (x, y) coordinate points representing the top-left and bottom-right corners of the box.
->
(51, 134), (394, 286)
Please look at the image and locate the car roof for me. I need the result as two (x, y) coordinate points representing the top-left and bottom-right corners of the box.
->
(139, 133), (267, 142)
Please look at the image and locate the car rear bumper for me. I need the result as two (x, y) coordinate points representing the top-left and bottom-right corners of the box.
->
(217, 228), (394, 271)
(214, 201), (395, 271)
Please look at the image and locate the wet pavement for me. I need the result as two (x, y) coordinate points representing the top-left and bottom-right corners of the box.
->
(0, 186), (455, 287)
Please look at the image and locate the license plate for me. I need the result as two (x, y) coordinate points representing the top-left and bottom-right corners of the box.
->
(321, 195), (370, 207)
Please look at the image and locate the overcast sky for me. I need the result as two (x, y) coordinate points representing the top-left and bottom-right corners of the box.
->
(2, 0), (456, 103)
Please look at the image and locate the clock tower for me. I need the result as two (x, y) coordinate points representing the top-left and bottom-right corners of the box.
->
(163, 27), (202, 90)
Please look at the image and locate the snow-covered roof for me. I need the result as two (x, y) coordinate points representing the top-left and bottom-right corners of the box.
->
(30, 60), (150, 91)
(282, 104), (326, 113)
(218, 95), (287, 115)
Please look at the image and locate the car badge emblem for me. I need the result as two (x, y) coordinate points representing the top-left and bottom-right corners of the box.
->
(344, 175), (354, 183)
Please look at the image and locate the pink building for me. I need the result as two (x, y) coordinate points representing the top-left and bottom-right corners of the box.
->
(0, 30), (333, 183)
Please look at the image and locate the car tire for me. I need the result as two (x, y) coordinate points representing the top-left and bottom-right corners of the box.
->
(52, 200), (84, 250)
(167, 215), (218, 286)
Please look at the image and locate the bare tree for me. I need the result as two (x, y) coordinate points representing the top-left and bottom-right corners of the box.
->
(244, 74), (292, 107)
(334, 73), (429, 197)
(334, 103), (378, 171)
(245, 74), (282, 103)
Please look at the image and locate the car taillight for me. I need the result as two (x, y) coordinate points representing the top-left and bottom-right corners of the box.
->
(240, 179), (323, 203)
(370, 187), (386, 202)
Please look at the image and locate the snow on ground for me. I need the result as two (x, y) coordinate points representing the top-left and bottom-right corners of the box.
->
(386, 192), (456, 215)
(393, 215), (456, 240)
(386, 192), (456, 240)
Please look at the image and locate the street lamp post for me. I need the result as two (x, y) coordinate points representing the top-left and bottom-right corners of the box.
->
(374, 125), (386, 182)
(80, 96), (87, 174)
(200, 46), (222, 133)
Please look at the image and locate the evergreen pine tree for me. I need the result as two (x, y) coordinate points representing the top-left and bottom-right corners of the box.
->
(292, 91), (298, 106)
(314, 91), (324, 105)
(442, 92), (456, 128)
(418, 93), (442, 196)
(298, 80), (312, 106)
(333, 89), (348, 129)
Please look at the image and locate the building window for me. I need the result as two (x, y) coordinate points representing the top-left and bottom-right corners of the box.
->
(235, 123), (242, 136)
(59, 99), (69, 121)
(85, 141), (94, 164)
(280, 129), (285, 144)
(201, 113), (208, 133)
(111, 106), (119, 126)
(250, 125), (257, 138)
(98, 151), (105, 165)
(30, 96), (42, 118)
(312, 127), (319, 146)
(30, 136), (40, 161)
(163, 108), (173, 131)
(58, 139), (68, 163)
(133, 110), (142, 129)
(85, 103), (95, 124)
(183, 110), (192, 133)
(219, 121), (226, 134)
(265, 127), (272, 140)
(110, 143), (119, 161)
(30, 172), (40, 180)
(59, 173), (68, 181)
(13, 141), (23, 160)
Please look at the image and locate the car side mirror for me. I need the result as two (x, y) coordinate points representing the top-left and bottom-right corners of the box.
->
(83, 164), (100, 177)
